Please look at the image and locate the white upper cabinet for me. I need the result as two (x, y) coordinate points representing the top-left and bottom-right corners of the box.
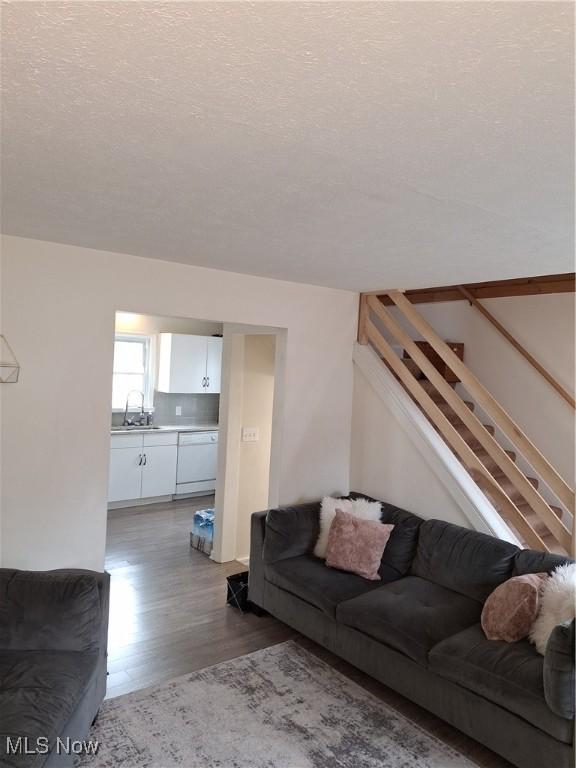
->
(205, 337), (223, 394)
(157, 334), (222, 394)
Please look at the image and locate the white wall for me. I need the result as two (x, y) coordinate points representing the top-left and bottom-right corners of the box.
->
(235, 335), (276, 561)
(0, 235), (357, 570)
(351, 366), (472, 527)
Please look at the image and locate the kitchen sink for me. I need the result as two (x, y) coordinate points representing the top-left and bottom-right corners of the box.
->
(111, 425), (161, 431)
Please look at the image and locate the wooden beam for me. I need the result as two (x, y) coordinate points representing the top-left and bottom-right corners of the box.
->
(368, 295), (572, 552)
(457, 285), (575, 410)
(365, 318), (548, 551)
(357, 294), (369, 344)
(378, 273), (575, 305)
(386, 290), (575, 515)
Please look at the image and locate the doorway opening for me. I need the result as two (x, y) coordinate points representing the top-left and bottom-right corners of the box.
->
(104, 313), (285, 695)
(107, 311), (222, 556)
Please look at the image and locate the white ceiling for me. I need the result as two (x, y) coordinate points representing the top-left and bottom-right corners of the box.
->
(1, 2), (574, 292)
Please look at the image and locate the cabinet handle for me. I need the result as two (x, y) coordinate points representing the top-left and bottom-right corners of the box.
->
(206, 376), (210, 388)
(202, 376), (206, 388)
(138, 454), (142, 466)
(143, 453), (147, 466)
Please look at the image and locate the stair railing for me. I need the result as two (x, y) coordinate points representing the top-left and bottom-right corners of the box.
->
(457, 285), (575, 409)
(358, 292), (575, 555)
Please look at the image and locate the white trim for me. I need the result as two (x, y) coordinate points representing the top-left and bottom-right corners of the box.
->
(211, 323), (286, 564)
(353, 342), (522, 546)
(107, 494), (173, 511)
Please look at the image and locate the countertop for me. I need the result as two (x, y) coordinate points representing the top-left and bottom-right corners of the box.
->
(111, 423), (219, 436)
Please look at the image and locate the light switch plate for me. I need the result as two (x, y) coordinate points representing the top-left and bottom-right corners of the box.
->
(242, 426), (259, 442)
(175, 406), (182, 416)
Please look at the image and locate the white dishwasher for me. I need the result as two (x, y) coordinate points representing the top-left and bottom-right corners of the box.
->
(176, 431), (218, 496)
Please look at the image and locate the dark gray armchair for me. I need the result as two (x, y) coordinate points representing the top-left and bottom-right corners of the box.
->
(0, 568), (110, 767)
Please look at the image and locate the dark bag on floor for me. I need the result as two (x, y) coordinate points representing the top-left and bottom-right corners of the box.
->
(226, 571), (249, 612)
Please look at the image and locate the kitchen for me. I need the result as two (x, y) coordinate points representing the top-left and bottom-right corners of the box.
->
(108, 312), (223, 555)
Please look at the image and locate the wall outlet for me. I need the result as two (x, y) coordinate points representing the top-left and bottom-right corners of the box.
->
(242, 426), (259, 442)
(175, 406), (182, 416)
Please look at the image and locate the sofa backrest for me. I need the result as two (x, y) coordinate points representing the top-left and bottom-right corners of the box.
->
(513, 549), (574, 576)
(0, 568), (107, 653)
(411, 519), (519, 602)
(349, 493), (423, 577)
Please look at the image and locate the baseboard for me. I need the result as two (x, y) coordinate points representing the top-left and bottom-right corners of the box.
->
(108, 495), (173, 511)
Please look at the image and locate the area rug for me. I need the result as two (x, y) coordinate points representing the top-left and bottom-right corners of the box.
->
(77, 641), (474, 768)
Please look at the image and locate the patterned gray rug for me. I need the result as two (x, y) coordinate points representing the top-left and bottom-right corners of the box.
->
(78, 641), (474, 768)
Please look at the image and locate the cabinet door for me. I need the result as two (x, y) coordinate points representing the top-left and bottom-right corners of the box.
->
(141, 445), (178, 498)
(108, 448), (142, 502)
(157, 334), (208, 394)
(205, 337), (223, 393)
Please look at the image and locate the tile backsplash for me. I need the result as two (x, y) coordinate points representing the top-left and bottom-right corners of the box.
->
(153, 391), (219, 425)
(112, 392), (219, 426)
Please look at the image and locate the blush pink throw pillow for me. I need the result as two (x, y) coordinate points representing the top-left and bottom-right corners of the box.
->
(481, 573), (548, 642)
(325, 509), (394, 581)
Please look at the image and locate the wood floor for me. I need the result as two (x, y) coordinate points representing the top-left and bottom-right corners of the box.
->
(105, 496), (294, 698)
(105, 498), (512, 768)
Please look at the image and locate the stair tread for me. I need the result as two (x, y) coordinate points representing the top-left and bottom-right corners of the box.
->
(392, 348), (568, 556)
(403, 359), (424, 378)
(476, 450), (518, 476)
(493, 476), (539, 499)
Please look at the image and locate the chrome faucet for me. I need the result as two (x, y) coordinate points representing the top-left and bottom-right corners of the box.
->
(123, 390), (147, 426)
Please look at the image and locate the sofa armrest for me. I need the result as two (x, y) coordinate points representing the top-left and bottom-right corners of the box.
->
(0, 568), (110, 654)
(262, 501), (321, 565)
(544, 620), (575, 720)
(53, 568), (110, 661)
(248, 511), (268, 609)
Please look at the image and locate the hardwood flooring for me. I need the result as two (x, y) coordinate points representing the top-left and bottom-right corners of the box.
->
(105, 496), (294, 699)
(105, 497), (512, 768)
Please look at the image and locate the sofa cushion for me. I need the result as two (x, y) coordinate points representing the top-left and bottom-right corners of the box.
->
(336, 576), (482, 666)
(429, 624), (573, 744)
(325, 510), (394, 581)
(544, 620), (575, 720)
(411, 519), (518, 602)
(0, 650), (99, 767)
(262, 503), (321, 564)
(0, 570), (102, 652)
(264, 555), (396, 618)
(349, 493), (423, 577)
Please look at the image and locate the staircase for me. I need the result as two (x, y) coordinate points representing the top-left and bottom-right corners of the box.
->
(403, 358), (564, 552)
(358, 291), (575, 556)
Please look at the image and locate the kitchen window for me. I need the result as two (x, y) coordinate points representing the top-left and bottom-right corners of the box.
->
(112, 334), (153, 411)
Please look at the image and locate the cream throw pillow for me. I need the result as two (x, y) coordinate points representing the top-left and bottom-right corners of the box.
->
(314, 496), (382, 559)
(529, 563), (576, 655)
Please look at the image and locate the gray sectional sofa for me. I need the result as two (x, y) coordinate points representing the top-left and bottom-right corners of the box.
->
(249, 493), (575, 768)
(0, 569), (110, 767)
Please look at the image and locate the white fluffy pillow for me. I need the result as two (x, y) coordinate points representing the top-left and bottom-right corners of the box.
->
(529, 563), (576, 655)
(314, 496), (382, 559)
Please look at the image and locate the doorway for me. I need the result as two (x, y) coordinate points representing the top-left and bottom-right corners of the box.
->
(108, 311), (222, 555)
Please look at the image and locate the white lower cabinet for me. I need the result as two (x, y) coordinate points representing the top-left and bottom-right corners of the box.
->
(108, 432), (178, 503)
(140, 445), (178, 498)
(108, 446), (143, 502)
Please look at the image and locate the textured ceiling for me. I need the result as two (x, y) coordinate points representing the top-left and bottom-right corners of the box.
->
(1, 2), (574, 291)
